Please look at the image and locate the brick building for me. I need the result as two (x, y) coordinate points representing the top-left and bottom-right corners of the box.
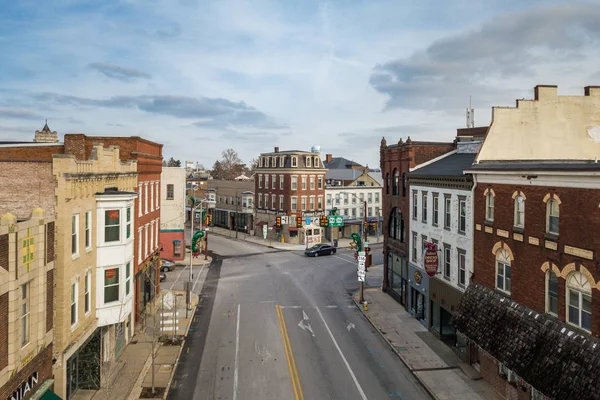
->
(380, 136), (456, 305)
(65, 135), (164, 326)
(207, 179), (254, 233)
(0, 127), (144, 399)
(160, 167), (187, 261)
(0, 209), (56, 399)
(254, 147), (327, 245)
(452, 85), (600, 399)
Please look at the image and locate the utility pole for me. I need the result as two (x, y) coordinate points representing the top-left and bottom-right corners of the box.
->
(235, 188), (239, 239)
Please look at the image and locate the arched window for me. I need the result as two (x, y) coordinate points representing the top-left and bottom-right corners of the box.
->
(546, 269), (558, 315)
(495, 248), (511, 294)
(546, 199), (559, 235)
(402, 173), (406, 197)
(514, 195), (525, 228)
(388, 209), (395, 237)
(567, 272), (591, 331)
(387, 208), (405, 242)
(385, 173), (390, 195)
(392, 169), (399, 196)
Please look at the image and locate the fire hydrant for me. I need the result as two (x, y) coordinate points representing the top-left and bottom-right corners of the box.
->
(363, 301), (368, 311)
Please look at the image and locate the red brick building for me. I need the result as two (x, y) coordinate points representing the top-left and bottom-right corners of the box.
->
(66, 135), (164, 325)
(379, 137), (455, 305)
(254, 147), (327, 244)
(452, 86), (600, 400)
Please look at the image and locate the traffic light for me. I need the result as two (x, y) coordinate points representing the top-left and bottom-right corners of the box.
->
(276, 216), (281, 228)
(296, 216), (303, 228)
(320, 215), (329, 227)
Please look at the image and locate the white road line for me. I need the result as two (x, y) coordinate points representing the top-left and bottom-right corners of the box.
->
(170, 264), (189, 290)
(315, 307), (368, 400)
(192, 264), (206, 293)
(233, 303), (241, 400)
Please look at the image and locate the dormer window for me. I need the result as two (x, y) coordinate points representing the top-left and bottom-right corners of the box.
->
(306, 157), (312, 167)
(314, 157), (319, 167)
(291, 156), (298, 167)
(271, 157), (276, 168)
(261, 157), (265, 168)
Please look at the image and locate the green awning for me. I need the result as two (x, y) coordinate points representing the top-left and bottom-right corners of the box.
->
(29, 379), (62, 400)
(40, 390), (62, 400)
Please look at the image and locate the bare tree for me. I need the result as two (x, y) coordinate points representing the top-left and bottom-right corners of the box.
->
(211, 149), (246, 179)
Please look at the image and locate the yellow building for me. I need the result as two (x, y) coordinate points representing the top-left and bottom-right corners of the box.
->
(0, 209), (56, 399)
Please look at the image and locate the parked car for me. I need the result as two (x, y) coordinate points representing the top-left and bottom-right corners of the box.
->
(160, 258), (176, 272)
(160, 271), (167, 282)
(304, 244), (337, 257)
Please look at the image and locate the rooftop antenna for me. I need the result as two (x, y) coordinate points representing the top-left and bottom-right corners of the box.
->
(466, 96), (474, 128)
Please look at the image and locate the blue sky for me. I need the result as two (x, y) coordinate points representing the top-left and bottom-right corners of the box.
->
(1, 0), (599, 168)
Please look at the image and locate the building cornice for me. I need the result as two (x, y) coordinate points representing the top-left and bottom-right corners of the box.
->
(473, 172), (600, 189)
(408, 176), (472, 191)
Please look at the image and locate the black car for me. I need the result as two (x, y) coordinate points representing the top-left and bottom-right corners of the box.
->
(160, 258), (176, 272)
(305, 244), (337, 257)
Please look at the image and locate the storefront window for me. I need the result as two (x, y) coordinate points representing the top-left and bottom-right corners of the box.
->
(431, 301), (441, 334)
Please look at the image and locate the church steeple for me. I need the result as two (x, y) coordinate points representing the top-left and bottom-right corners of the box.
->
(34, 120), (58, 143)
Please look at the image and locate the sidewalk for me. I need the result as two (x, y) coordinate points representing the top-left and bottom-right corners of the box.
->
(353, 284), (501, 400)
(207, 225), (383, 251)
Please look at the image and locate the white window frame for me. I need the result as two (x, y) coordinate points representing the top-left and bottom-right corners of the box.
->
(155, 181), (160, 209)
(458, 198), (466, 233)
(272, 174), (276, 190)
(301, 196), (307, 211)
(412, 191), (418, 220)
(279, 195), (284, 210)
(309, 196), (315, 211)
(309, 176), (315, 190)
(125, 261), (132, 296)
(432, 195), (439, 226)
(138, 183), (143, 217)
(138, 228), (143, 263)
(144, 225), (149, 257)
(444, 197), (451, 229)
(301, 176), (307, 190)
(271, 194), (276, 210)
(411, 232), (417, 262)
(458, 250), (466, 287)
(317, 196), (323, 210)
(367, 193), (373, 204)
(265, 174), (269, 189)
(306, 156), (312, 167)
(514, 195), (525, 228)
(71, 282), (78, 327)
(104, 267), (120, 304)
(72, 214), (79, 257)
(421, 192), (428, 223)
(144, 182), (149, 214)
(21, 282), (30, 346)
(265, 194), (270, 209)
(85, 210), (92, 250)
(546, 199), (559, 235)
(150, 221), (155, 253)
(317, 176), (323, 189)
(291, 176), (298, 190)
(258, 194), (263, 209)
(85, 272), (91, 315)
(495, 249), (511, 294)
(486, 192), (494, 222)
(291, 196), (298, 211)
(566, 272), (592, 332)
(104, 209), (121, 243)
(258, 174), (263, 189)
(444, 245), (451, 279)
(150, 181), (155, 211)
(126, 207), (132, 240)
(155, 218), (159, 245)
(279, 175), (284, 190)
(291, 156), (298, 167)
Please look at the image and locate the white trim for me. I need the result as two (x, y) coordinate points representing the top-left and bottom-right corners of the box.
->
(410, 149), (457, 172)
(469, 171), (600, 189)
(0, 142), (64, 147)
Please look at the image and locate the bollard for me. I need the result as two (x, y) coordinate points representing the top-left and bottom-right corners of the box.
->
(363, 301), (368, 311)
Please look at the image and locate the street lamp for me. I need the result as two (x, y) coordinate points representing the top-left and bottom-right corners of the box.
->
(340, 191), (369, 305)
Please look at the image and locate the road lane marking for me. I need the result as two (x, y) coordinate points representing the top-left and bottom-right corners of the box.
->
(192, 264), (206, 292)
(170, 264), (189, 290)
(233, 304), (240, 400)
(315, 307), (368, 400)
(333, 255), (357, 265)
(276, 305), (304, 400)
(297, 310), (315, 337)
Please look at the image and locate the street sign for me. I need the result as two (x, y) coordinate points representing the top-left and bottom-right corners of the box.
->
(357, 250), (366, 281)
(305, 217), (311, 225)
(281, 216), (289, 225)
(357, 270), (366, 282)
(328, 215), (344, 227)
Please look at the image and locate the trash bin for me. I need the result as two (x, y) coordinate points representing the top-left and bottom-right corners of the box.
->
(333, 239), (339, 247)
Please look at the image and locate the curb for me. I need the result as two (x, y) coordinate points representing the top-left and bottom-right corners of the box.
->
(162, 294), (199, 399)
(352, 290), (439, 400)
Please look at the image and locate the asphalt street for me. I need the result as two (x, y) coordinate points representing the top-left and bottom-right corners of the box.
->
(167, 233), (430, 400)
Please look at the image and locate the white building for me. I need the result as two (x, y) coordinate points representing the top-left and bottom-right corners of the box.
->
(406, 138), (481, 344)
(160, 167), (187, 261)
(94, 187), (137, 361)
(323, 154), (383, 240)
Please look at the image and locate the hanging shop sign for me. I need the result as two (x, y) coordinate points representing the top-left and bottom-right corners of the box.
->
(423, 243), (439, 278)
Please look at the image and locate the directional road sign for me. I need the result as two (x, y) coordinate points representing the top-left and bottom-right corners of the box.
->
(327, 215), (345, 227)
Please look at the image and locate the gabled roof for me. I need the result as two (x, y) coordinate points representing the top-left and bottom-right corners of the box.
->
(325, 169), (363, 181)
(407, 153), (476, 178)
(323, 157), (363, 170)
(452, 284), (600, 400)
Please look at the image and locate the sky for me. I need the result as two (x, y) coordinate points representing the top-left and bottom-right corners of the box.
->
(1, 0), (599, 169)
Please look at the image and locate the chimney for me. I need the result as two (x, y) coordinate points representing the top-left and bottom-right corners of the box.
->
(584, 86), (600, 97)
(274, 146), (279, 153)
(326, 154), (332, 163)
(534, 85), (558, 101)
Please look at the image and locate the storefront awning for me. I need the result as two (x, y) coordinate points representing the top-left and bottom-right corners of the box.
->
(288, 226), (298, 232)
(256, 221), (267, 226)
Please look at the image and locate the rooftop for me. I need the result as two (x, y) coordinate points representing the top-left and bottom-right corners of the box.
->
(467, 161), (600, 172)
(323, 156), (363, 170)
(407, 153), (476, 178)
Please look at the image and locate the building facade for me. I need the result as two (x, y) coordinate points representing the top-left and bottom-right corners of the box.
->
(0, 128), (142, 399)
(207, 180), (254, 233)
(406, 137), (482, 356)
(453, 85), (600, 399)
(160, 167), (187, 261)
(380, 137), (456, 306)
(0, 209), (56, 400)
(64, 135), (163, 327)
(254, 147), (327, 244)
(323, 155), (383, 240)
